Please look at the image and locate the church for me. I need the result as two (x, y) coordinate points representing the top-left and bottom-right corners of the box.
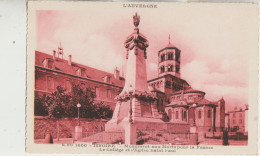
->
(147, 36), (226, 133)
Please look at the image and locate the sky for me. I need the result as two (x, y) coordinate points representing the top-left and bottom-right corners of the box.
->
(36, 4), (257, 111)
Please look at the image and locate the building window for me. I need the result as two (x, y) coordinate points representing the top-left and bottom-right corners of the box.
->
(168, 65), (173, 72)
(103, 75), (111, 83)
(239, 119), (242, 123)
(198, 110), (201, 119)
(168, 109), (172, 121)
(65, 80), (71, 92)
(107, 89), (111, 98)
(176, 111), (179, 119)
(183, 111), (187, 119)
(208, 110), (211, 118)
(161, 54), (165, 62)
(177, 96), (180, 100)
(233, 113), (236, 118)
(188, 95), (192, 100)
(233, 120), (236, 124)
(168, 53), (173, 60)
(239, 113), (242, 117)
(176, 52), (180, 62)
(47, 76), (54, 90)
(48, 61), (54, 69)
(161, 66), (165, 73)
(172, 96), (175, 101)
(95, 86), (100, 98)
(198, 95), (202, 99)
(176, 65), (180, 73)
(76, 68), (82, 76)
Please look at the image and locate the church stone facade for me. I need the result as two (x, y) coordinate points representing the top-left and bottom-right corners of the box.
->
(148, 37), (226, 133)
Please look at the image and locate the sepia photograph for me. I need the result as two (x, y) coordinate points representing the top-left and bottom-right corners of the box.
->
(26, 1), (258, 154)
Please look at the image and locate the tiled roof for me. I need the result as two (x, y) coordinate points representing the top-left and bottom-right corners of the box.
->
(197, 98), (213, 105)
(166, 98), (217, 108)
(171, 87), (205, 95)
(148, 85), (165, 94)
(35, 51), (125, 87)
(148, 74), (189, 86)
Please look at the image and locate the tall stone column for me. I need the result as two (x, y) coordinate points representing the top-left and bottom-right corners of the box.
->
(105, 13), (165, 144)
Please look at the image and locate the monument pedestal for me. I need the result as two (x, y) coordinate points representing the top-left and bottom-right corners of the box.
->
(124, 122), (136, 145)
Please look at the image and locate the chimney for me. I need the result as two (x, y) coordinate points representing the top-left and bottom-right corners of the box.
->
(53, 50), (56, 60)
(68, 55), (72, 66)
(114, 67), (120, 80)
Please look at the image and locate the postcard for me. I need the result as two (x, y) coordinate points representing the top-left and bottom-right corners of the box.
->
(26, 1), (258, 155)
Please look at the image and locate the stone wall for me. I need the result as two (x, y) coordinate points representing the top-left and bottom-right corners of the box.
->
(34, 116), (108, 139)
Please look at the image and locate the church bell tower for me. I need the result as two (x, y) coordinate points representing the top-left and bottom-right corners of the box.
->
(158, 35), (181, 78)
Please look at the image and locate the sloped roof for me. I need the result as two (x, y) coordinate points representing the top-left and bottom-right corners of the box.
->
(171, 87), (205, 95)
(148, 85), (165, 94)
(197, 98), (212, 105)
(35, 51), (125, 87)
(148, 74), (189, 86)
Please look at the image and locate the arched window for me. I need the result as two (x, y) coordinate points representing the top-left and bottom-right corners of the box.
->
(176, 65), (180, 73)
(208, 110), (211, 118)
(176, 111), (179, 119)
(198, 110), (202, 119)
(168, 109), (172, 121)
(161, 66), (165, 73)
(176, 52), (180, 62)
(161, 54), (165, 62)
(183, 111), (187, 119)
(168, 53), (173, 60)
(168, 65), (173, 72)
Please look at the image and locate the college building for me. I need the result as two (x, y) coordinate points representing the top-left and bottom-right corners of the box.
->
(35, 48), (125, 110)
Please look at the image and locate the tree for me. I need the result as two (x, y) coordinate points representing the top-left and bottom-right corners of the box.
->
(45, 85), (71, 119)
(34, 93), (49, 116)
(69, 84), (113, 119)
(36, 84), (113, 119)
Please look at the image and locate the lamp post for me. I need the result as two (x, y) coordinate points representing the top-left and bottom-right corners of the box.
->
(75, 103), (82, 141)
(129, 85), (133, 123)
(77, 103), (81, 126)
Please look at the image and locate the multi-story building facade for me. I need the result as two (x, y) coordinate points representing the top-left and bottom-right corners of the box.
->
(148, 37), (226, 133)
(228, 105), (248, 134)
(35, 50), (125, 110)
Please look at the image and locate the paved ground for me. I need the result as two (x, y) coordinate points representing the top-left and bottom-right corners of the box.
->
(199, 138), (248, 146)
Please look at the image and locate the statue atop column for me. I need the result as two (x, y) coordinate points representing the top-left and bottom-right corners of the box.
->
(124, 12), (149, 59)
